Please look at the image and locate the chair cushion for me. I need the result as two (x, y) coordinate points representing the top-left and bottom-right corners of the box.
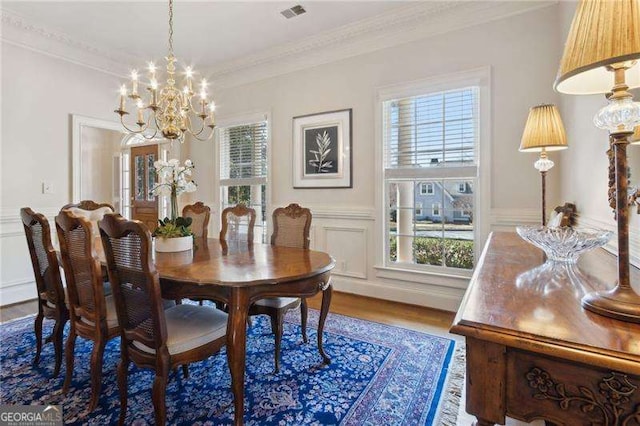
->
(254, 297), (300, 309)
(133, 304), (227, 355)
(79, 293), (119, 329)
(67, 206), (113, 237)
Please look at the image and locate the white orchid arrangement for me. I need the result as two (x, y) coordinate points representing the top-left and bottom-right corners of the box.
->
(150, 159), (197, 237)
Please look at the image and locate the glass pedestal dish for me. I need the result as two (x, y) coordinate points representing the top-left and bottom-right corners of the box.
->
(516, 226), (613, 263)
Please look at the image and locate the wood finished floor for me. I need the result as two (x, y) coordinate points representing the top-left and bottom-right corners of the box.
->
(0, 292), (457, 335)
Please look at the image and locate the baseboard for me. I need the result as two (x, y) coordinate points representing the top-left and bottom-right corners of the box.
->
(330, 275), (464, 313)
(0, 279), (34, 306)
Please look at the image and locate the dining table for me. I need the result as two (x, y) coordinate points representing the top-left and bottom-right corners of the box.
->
(90, 236), (335, 425)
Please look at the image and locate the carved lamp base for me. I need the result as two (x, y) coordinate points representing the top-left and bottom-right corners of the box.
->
(582, 286), (640, 323)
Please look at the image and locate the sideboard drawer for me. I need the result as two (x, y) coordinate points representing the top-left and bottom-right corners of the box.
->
(506, 349), (640, 425)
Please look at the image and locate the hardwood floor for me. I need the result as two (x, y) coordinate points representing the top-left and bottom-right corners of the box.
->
(0, 299), (38, 323)
(307, 291), (457, 336)
(2, 292), (458, 334)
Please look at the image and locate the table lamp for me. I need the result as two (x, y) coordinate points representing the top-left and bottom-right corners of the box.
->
(519, 104), (568, 226)
(555, 0), (640, 322)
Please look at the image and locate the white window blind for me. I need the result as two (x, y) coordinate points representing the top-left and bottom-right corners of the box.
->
(384, 87), (479, 179)
(220, 120), (268, 186)
(382, 86), (479, 271)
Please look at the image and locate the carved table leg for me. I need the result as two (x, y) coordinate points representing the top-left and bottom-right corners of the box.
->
(317, 280), (333, 365)
(227, 288), (249, 426)
(475, 419), (495, 426)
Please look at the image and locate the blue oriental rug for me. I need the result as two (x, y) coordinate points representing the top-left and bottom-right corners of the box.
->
(0, 309), (461, 425)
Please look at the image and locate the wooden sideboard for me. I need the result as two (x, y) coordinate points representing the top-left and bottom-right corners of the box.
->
(450, 232), (640, 426)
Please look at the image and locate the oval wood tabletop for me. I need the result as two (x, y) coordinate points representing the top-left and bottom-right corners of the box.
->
(451, 232), (640, 364)
(152, 238), (335, 287)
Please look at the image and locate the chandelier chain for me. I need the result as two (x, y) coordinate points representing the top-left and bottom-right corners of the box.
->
(168, 0), (174, 56)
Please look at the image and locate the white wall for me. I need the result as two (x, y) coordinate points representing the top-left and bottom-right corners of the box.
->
(1, 42), (122, 305)
(557, 1), (640, 270)
(191, 4), (563, 311)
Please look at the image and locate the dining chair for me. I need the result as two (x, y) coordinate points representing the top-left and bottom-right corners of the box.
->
(61, 200), (115, 236)
(250, 203), (312, 373)
(20, 207), (69, 378)
(61, 201), (115, 283)
(99, 213), (228, 426)
(55, 210), (119, 411)
(61, 200), (115, 211)
(182, 201), (210, 239)
(219, 203), (256, 244)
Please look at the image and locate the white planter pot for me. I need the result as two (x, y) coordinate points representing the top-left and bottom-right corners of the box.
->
(154, 236), (193, 252)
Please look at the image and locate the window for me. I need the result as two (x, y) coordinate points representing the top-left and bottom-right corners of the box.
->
(219, 118), (268, 242)
(383, 86), (479, 271)
(420, 182), (434, 195)
(432, 203), (441, 217)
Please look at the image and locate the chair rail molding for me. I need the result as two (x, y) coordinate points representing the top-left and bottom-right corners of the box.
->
(309, 206), (375, 221)
(490, 208), (542, 230)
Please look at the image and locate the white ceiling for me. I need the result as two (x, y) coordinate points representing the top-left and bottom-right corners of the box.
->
(2, 1), (419, 70)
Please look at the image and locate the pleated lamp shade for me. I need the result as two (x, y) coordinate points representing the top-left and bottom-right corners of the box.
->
(520, 104), (568, 152)
(555, 0), (640, 95)
(633, 125), (640, 144)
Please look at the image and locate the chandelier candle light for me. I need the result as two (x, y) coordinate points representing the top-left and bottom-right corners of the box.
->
(556, 0), (640, 322)
(114, 0), (215, 142)
(519, 104), (568, 226)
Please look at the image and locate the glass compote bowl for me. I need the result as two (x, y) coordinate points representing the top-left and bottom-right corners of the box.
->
(516, 226), (613, 263)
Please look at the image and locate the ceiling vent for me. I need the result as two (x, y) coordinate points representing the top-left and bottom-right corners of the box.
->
(281, 5), (306, 19)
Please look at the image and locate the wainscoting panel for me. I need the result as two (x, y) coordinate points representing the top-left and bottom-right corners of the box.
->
(0, 207), (60, 306)
(1, 205), (557, 311)
(323, 226), (368, 279)
(578, 214), (640, 268)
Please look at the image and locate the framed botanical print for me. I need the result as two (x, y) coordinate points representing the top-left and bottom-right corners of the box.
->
(292, 109), (352, 188)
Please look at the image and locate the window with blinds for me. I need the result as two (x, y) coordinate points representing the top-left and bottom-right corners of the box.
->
(219, 119), (268, 243)
(220, 121), (268, 185)
(383, 87), (479, 271)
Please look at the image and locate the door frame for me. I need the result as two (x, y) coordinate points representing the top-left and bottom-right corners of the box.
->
(119, 135), (175, 220)
(71, 114), (123, 202)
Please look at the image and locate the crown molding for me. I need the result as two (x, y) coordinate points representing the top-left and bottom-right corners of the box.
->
(1, 1), (556, 87)
(208, 1), (557, 89)
(0, 8), (131, 78)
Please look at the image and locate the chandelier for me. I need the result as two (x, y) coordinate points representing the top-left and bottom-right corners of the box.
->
(114, 0), (215, 142)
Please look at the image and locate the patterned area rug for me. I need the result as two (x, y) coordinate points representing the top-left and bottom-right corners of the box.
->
(0, 309), (460, 425)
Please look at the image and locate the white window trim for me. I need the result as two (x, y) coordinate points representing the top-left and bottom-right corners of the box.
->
(458, 182), (466, 193)
(420, 183), (428, 195)
(373, 66), (491, 283)
(426, 182), (434, 195)
(416, 202), (423, 216)
(432, 203), (441, 217)
(214, 110), (272, 239)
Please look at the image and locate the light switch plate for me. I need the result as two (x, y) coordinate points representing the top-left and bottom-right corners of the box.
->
(42, 181), (54, 194)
